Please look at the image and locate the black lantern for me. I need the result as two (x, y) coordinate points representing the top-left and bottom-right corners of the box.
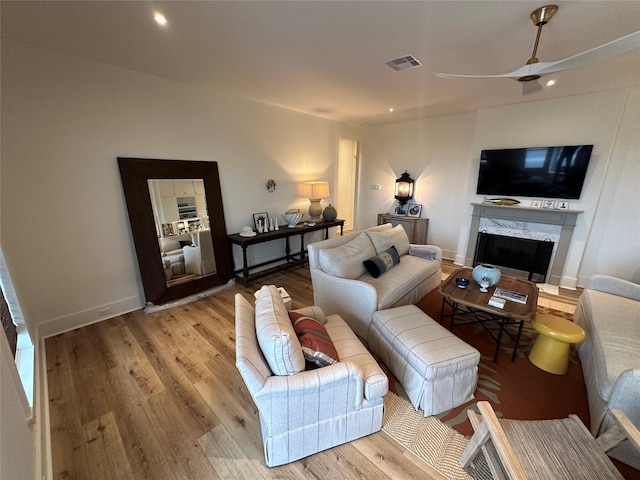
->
(394, 171), (414, 212)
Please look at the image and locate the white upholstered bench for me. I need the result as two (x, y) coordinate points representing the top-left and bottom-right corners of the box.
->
(367, 305), (480, 416)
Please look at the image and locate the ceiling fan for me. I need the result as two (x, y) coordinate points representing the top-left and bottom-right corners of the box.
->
(434, 5), (640, 95)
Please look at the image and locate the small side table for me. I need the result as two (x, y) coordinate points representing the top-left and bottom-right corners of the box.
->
(377, 213), (429, 244)
(254, 286), (292, 311)
(529, 314), (586, 375)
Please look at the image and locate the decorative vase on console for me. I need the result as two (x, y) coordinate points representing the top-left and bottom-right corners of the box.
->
(472, 264), (501, 292)
(322, 204), (337, 222)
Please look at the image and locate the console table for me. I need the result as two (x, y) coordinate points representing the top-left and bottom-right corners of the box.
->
(228, 219), (344, 285)
(377, 213), (429, 244)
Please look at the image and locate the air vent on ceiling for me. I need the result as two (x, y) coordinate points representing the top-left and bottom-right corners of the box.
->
(385, 55), (422, 71)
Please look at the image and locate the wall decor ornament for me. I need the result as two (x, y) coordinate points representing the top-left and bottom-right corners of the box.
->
(472, 264), (502, 292)
(266, 179), (276, 192)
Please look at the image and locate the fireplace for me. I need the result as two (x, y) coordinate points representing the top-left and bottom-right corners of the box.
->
(474, 232), (554, 283)
(465, 203), (582, 286)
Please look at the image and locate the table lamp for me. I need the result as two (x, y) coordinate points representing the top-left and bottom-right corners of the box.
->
(301, 181), (329, 221)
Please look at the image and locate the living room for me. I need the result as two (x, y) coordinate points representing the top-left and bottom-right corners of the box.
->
(1, 2), (639, 479)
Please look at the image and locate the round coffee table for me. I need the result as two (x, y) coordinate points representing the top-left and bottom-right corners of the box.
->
(529, 314), (586, 374)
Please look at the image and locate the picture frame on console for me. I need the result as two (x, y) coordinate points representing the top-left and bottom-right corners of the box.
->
(253, 212), (269, 232)
(407, 204), (422, 217)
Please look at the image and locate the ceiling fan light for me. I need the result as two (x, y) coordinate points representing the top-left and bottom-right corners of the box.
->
(518, 74), (541, 82)
(154, 13), (167, 26)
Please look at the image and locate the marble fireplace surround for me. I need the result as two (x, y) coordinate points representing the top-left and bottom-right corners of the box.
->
(464, 203), (583, 286)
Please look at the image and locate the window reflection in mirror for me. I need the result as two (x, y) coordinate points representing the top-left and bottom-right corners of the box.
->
(148, 179), (217, 288)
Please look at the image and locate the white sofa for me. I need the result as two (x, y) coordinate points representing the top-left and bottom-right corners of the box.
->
(235, 285), (387, 467)
(307, 223), (442, 339)
(573, 275), (640, 469)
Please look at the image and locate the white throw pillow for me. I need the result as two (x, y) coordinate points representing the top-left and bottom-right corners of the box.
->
(318, 233), (376, 279)
(366, 224), (410, 255)
(255, 285), (305, 375)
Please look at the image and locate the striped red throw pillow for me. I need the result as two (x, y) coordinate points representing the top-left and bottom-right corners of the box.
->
(289, 312), (339, 367)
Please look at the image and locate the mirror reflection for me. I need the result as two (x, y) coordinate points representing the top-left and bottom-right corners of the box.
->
(148, 179), (217, 287)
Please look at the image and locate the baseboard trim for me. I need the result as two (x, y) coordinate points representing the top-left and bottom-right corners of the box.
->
(560, 276), (578, 290)
(454, 253), (466, 265)
(37, 295), (143, 339)
(37, 336), (53, 480)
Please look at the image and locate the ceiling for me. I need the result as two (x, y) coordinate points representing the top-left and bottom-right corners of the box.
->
(2, 1), (640, 126)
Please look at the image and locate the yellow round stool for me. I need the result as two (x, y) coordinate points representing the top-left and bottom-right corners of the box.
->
(529, 314), (586, 375)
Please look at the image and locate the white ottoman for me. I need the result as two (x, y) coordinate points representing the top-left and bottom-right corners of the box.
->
(368, 305), (480, 416)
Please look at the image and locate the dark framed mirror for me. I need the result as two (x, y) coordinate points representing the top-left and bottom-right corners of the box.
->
(118, 158), (232, 305)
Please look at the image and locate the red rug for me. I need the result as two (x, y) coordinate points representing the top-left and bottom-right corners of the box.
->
(382, 290), (640, 479)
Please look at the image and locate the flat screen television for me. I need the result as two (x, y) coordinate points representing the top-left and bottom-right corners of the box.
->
(476, 145), (593, 199)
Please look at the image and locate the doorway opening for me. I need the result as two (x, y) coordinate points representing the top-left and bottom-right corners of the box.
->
(337, 139), (359, 233)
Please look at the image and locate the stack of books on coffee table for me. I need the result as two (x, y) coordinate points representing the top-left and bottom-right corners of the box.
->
(493, 287), (528, 305)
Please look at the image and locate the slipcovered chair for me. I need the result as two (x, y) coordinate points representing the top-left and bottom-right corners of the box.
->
(159, 235), (188, 275)
(460, 401), (640, 480)
(183, 229), (216, 275)
(235, 285), (387, 467)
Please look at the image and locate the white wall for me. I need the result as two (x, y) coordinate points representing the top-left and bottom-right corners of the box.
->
(1, 39), (361, 337)
(578, 89), (640, 283)
(360, 90), (639, 288)
(359, 113), (477, 259)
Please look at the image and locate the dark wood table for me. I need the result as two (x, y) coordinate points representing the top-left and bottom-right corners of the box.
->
(228, 219), (344, 285)
(439, 267), (539, 362)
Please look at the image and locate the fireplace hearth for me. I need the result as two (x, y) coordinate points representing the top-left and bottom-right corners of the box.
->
(474, 232), (554, 283)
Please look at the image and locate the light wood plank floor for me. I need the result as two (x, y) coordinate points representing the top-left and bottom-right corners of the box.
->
(45, 261), (579, 480)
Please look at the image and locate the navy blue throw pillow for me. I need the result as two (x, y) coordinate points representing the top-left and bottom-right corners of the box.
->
(363, 246), (400, 278)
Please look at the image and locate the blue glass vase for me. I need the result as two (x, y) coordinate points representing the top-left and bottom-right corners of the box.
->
(472, 264), (501, 289)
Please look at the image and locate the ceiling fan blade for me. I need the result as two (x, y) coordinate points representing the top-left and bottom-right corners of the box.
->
(434, 63), (537, 80)
(435, 30), (640, 81)
(535, 29), (640, 75)
(522, 79), (543, 96)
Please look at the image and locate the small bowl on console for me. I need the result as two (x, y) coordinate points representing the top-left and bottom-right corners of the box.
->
(455, 278), (470, 289)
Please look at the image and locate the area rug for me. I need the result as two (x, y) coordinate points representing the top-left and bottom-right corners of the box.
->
(382, 392), (491, 480)
(384, 290), (640, 480)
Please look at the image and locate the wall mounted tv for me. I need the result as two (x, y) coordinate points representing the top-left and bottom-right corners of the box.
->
(476, 145), (593, 199)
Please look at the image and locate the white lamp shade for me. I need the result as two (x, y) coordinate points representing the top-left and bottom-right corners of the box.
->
(300, 181), (330, 200)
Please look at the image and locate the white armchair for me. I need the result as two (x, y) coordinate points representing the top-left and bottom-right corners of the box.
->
(235, 286), (387, 466)
(159, 235), (189, 275)
(183, 229), (216, 275)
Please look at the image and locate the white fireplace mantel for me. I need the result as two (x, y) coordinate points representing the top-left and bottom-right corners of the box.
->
(465, 203), (583, 286)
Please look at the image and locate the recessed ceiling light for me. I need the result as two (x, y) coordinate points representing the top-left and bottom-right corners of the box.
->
(389, 108), (394, 113)
(546, 79), (556, 86)
(154, 13), (167, 26)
